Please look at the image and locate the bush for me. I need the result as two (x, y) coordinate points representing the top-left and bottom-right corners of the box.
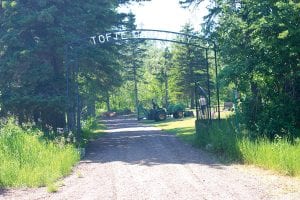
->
(196, 119), (242, 161)
(0, 119), (80, 188)
(82, 117), (98, 143)
(241, 95), (298, 139)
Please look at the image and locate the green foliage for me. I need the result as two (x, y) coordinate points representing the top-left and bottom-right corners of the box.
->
(195, 119), (300, 176)
(81, 117), (106, 147)
(47, 183), (59, 193)
(0, 119), (80, 188)
(196, 119), (242, 161)
(110, 25), (209, 113)
(239, 137), (300, 176)
(0, 0), (132, 130)
(82, 117), (98, 140)
(169, 24), (207, 108)
(147, 112), (300, 176)
(82, 117), (98, 132)
(110, 44), (168, 111)
(200, 0), (300, 138)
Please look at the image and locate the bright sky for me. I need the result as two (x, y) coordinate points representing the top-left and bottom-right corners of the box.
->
(118, 0), (209, 32)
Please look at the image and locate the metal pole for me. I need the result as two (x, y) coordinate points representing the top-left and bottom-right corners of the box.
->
(205, 49), (212, 123)
(195, 82), (199, 120)
(233, 89), (240, 134)
(164, 47), (171, 109)
(132, 48), (139, 121)
(165, 71), (169, 108)
(214, 43), (221, 122)
(134, 65), (139, 120)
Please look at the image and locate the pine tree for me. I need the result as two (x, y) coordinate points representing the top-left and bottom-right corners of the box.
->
(0, 0), (133, 130)
(182, 0), (300, 137)
(170, 24), (207, 108)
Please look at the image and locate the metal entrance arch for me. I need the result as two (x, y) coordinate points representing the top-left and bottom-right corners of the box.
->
(64, 29), (221, 136)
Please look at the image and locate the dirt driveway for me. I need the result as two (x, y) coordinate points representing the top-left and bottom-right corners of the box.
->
(1, 116), (300, 200)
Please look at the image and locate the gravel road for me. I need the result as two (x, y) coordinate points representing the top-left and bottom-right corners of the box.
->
(1, 116), (300, 200)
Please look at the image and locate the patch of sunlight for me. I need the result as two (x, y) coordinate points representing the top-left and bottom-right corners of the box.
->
(155, 118), (195, 131)
(106, 127), (161, 133)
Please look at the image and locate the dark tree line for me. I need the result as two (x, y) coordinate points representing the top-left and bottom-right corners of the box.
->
(0, 0), (137, 130)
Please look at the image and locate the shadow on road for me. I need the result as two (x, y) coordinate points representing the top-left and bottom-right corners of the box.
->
(0, 189), (7, 196)
(84, 116), (225, 169)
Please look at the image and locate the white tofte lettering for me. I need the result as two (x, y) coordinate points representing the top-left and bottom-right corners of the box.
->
(132, 31), (140, 38)
(106, 33), (112, 42)
(120, 32), (127, 40)
(114, 32), (120, 40)
(90, 36), (97, 45)
(90, 30), (180, 45)
(98, 35), (106, 43)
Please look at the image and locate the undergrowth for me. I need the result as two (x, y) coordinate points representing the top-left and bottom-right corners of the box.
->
(196, 119), (300, 176)
(81, 117), (106, 147)
(239, 137), (300, 176)
(0, 119), (80, 188)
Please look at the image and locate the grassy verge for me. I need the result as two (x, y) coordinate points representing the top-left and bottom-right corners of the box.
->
(147, 117), (300, 177)
(239, 137), (300, 176)
(82, 117), (106, 146)
(144, 118), (197, 143)
(0, 120), (80, 188)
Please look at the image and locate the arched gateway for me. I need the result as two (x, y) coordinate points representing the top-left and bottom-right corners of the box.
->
(64, 29), (220, 136)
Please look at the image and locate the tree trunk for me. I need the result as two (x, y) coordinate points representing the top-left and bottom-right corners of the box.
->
(133, 63), (139, 120)
(87, 98), (96, 117)
(76, 100), (82, 141)
(106, 94), (111, 111)
(190, 88), (195, 109)
(165, 71), (169, 108)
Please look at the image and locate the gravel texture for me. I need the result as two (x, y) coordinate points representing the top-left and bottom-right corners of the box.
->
(1, 116), (300, 200)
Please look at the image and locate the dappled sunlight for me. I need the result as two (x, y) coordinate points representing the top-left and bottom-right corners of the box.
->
(105, 127), (161, 133)
(152, 118), (196, 137)
(83, 117), (222, 168)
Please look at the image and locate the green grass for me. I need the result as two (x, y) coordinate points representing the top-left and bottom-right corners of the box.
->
(82, 117), (106, 146)
(47, 183), (59, 193)
(239, 137), (300, 176)
(146, 118), (196, 143)
(147, 117), (300, 177)
(0, 120), (80, 188)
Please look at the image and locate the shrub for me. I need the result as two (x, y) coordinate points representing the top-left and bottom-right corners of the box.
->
(82, 117), (98, 143)
(196, 119), (242, 161)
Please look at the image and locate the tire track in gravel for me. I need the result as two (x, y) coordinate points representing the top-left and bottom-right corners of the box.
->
(1, 116), (300, 200)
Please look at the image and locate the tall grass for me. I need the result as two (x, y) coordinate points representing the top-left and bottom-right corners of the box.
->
(239, 137), (300, 176)
(196, 119), (300, 176)
(195, 120), (242, 162)
(0, 119), (80, 188)
(153, 118), (300, 177)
